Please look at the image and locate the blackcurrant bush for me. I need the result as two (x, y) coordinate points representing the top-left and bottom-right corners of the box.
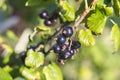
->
(39, 11), (48, 19)
(71, 41), (81, 49)
(44, 19), (53, 26)
(57, 34), (66, 46)
(53, 44), (61, 53)
(62, 26), (73, 37)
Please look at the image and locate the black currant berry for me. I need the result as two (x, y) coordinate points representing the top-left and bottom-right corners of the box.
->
(39, 11), (48, 19)
(71, 41), (81, 49)
(70, 49), (75, 55)
(53, 44), (61, 53)
(44, 19), (53, 26)
(62, 26), (73, 37)
(57, 34), (66, 46)
(21, 52), (26, 63)
(61, 50), (72, 59)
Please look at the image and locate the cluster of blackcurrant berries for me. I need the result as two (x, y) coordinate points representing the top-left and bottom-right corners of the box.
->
(53, 26), (81, 64)
(39, 10), (59, 26)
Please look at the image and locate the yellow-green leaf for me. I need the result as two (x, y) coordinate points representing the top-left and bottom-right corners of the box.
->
(0, 67), (12, 80)
(43, 62), (63, 80)
(113, 0), (120, 17)
(25, 49), (44, 68)
(29, 26), (52, 41)
(87, 6), (107, 34)
(59, 1), (75, 22)
(78, 29), (95, 46)
(110, 24), (120, 52)
(20, 67), (41, 80)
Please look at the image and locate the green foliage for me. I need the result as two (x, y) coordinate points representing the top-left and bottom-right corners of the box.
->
(104, 7), (113, 16)
(113, 0), (120, 17)
(29, 25), (52, 41)
(87, 5), (107, 34)
(58, 1), (75, 22)
(26, 0), (56, 7)
(20, 67), (41, 80)
(25, 49), (44, 68)
(0, 67), (12, 80)
(1, 0), (120, 80)
(78, 29), (95, 46)
(43, 62), (63, 80)
(110, 23), (120, 52)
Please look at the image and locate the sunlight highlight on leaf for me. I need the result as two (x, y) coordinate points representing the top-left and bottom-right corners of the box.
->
(78, 29), (95, 46)
(110, 23), (120, 52)
(25, 49), (44, 68)
(87, 6), (107, 34)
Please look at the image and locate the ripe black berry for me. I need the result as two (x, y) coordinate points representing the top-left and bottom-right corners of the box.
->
(61, 50), (72, 59)
(71, 41), (81, 49)
(57, 34), (66, 46)
(39, 11), (48, 19)
(44, 19), (53, 26)
(21, 52), (26, 63)
(53, 44), (61, 53)
(62, 26), (73, 37)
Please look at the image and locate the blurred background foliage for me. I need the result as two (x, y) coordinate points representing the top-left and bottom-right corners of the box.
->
(0, 0), (120, 80)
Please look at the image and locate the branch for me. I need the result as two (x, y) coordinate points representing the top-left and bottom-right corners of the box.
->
(73, 0), (97, 28)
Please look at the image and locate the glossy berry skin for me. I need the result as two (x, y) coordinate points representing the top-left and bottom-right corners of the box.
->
(61, 50), (72, 59)
(44, 19), (53, 26)
(39, 11), (48, 19)
(53, 44), (61, 53)
(71, 41), (81, 49)
(62, 26), (73, 37)
(57, 34), (66, 46)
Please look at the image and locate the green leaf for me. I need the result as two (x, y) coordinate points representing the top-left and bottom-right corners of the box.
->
(87, 6), (107, 34)
(29, 26), (52, 41)
(104, 7), (113, 16)
(0, 67), (12, 80)
(113, 0), (120, 17)
(26, 0), (55, 7)
(110, 23), (120, 52)
(25, 49), (44, 68)
(78, 29), (95, 46)
(20, 67), (41, 80)
(43, 62), (63, 80)
(13, 77), (25, 80)
(59, 1), (75, 22)
(2, 44), (13, 64)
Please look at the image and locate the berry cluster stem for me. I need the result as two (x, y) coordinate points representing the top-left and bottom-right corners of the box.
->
(73, 0), (97, 29)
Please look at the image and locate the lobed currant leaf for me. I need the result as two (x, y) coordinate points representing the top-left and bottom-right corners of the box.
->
(110, 23), (120, 52)
(20, 67), (41, 80)
(87, 6), (107, 34)
(113, 0), (120, 17)
(43, 62), (63, 80)
(59, 1), (75, 22)
(25, 49), (44, 68)
(78, 29), (95, 46)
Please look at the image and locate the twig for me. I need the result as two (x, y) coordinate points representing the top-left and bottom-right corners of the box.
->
(73, 0), (97, 28)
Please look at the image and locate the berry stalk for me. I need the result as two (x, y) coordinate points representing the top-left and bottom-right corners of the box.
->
(73, 0), (97, 29)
